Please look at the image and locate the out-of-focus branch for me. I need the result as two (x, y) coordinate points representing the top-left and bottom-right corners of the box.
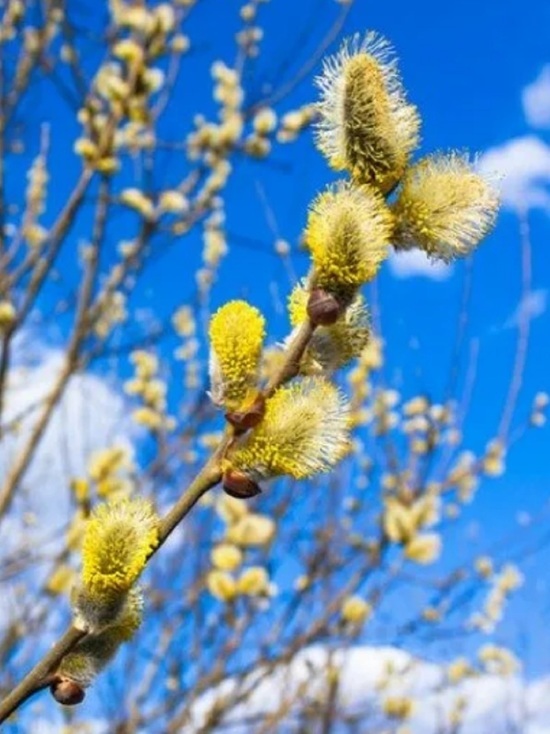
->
(498, 210), (532, 441)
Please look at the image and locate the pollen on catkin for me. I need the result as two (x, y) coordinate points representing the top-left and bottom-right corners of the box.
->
(208, 300), (266, 410)
(392, 152), (499, 262)
(315, 32), (420, 193)
(82, 498), (159, 596)
(73, 498), (159, 631)
(288, 283), (370, 371)
(304, 182), (393, 296)
(227, 377), (350, 480)
(59, 589), (143, 688)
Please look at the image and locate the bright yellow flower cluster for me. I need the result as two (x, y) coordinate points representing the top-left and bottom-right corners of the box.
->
(0, 301), (16, 332)
(46, 564), (77, 597)
(277, 104), (317, 143)
(172, 305), (201, 390)
(383, 696), (415, 720)
(447, 657), (474, 684)
(469, 562), (523, 633)
(228, 377), (350, 480)
(245, 107), (277, 158)
(93, 290), (127, 338)
(207, 566), (270, 602)
(125, 350), (175, 432)
(226, 513), (275, 546)
(73, 498), (158, 634)
(315, 32), (420, 193)
(481, 438), (506, 477)
(81, 498), (159, 598)
(478, 644), (520, 676)
(215, 494), (276, 548)
(383, 494), (441, 565)
(208, 300), (266, 410)
(304, 181), (392, 293)
(87, 444), (134, 499)
(75, 0), (176, 173)
(211, 542), (243, 571)
(314, 31), (499, 265)
(393, 153), (499, 261)
(341, 595), (372, 625)
(119, 188), (155, 220)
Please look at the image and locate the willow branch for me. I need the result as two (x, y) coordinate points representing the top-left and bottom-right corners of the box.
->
(0, 314), (317, 722)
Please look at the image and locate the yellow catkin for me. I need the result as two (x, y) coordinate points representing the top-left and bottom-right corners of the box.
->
(393, 152), (499, 261)
(315, 32), (420, 193)
(229, 377), (350, 480)
(206, 570), (237, 602)
(383, 696), (415, 720)
(226, 513), (275, 547)
(404, 533), (441, 564)
(304, 182), (393, 295)
(208, 300), (265, 409)
(0, 301), (16, 331)
(211, 543), (243, 571)
(236, 566), (269, 596)
(82, 498), (159, 597)
(215, 493), (249, 524)
(341, 595), (372, 625)
(46, 564), (77, 595)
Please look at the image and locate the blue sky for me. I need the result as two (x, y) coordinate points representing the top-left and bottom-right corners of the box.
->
(5, 2), (550, 724)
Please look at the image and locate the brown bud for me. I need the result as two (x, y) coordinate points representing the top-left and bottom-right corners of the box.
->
(223, 468), (261, 499)
(50, 677), (85, 706)
(225, 394), (265, 432)
(307, 288), (342, 326)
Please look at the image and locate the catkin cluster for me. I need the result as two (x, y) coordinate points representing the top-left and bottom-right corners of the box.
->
(63, 28), (500, 705)
(61, 498), (160, 700)
(208, 29), (499, 499)
(314, 31), (498, 269)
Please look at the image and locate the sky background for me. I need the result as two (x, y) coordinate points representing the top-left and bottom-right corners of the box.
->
(4, 0), (550, 729)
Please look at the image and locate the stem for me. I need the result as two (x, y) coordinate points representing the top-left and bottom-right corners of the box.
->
(157, 444), (227, 548)
(0, 627), (86, 723)
(266, 319), (315, 395)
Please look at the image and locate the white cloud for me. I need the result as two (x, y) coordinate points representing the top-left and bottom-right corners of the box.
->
(478, 136), (550, 211)
(388, 249), (452, 280)
(0, 341), (134, 646)
(505, 289), (548, 328)
(189, 645), (550, 734)
(0, 346), (132, 552)
(523, 65), (550, 129)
